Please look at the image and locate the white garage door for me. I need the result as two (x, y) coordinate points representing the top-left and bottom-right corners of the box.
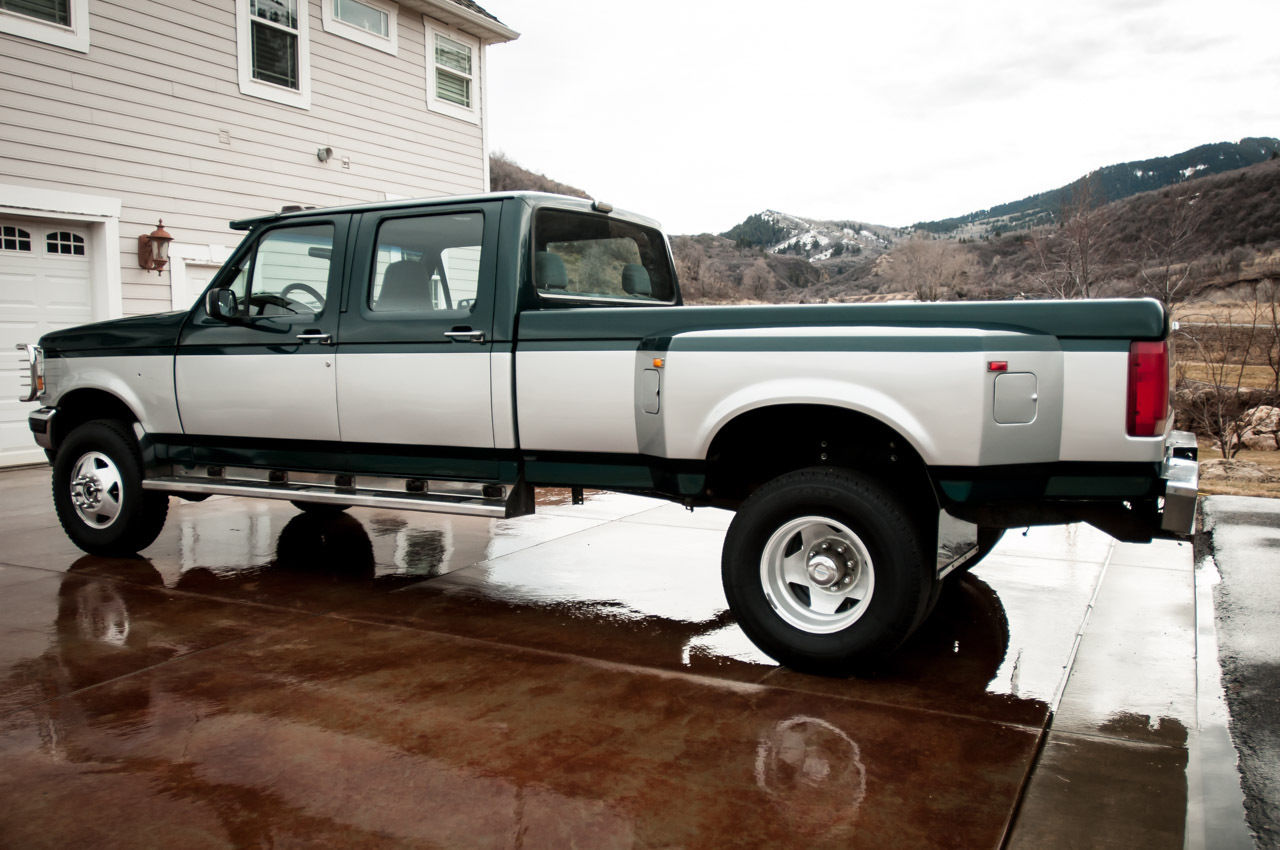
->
(0, 218), (95, 466)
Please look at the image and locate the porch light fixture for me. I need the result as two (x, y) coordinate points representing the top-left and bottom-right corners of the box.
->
(138, 220), (173, 273)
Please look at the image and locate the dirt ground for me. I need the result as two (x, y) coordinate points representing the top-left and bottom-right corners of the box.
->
(1196, 438), (1280, 498)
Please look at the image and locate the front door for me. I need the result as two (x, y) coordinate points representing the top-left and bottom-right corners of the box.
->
(336, 203), (499, 473)
(176, 217), (347, 442)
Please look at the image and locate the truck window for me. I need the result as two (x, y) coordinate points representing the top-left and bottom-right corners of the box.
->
(368, 212), (484, 315)
(229, 224), (333, 318)
(533, 209), (674, 303)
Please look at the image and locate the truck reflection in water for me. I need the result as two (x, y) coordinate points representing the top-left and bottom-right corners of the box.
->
(756, 715), (867, 842)
(0, 506), (1061, 848)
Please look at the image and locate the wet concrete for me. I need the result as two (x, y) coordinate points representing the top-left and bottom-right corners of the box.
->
(0, 465), (1235, 847)
(1201, 496), (1280, 847)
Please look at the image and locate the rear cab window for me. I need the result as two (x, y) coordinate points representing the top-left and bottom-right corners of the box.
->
(533, 208), (676, 305)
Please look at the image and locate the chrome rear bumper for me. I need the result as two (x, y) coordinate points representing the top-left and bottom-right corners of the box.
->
(1159, 430), (1198, 536)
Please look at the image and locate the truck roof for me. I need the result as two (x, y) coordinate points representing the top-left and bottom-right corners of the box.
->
(229, 192), (661, 231)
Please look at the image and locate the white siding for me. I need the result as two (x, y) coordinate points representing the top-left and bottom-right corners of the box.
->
(0, 0), (492, 316)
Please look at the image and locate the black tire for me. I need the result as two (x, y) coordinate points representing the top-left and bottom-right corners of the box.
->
(722, 467), (932, 674)
(290, 500), (350, 515)
(52, 419), (169, 556)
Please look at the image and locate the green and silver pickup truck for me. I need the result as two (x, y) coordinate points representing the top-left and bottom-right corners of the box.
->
(16, 191), (1198, 672)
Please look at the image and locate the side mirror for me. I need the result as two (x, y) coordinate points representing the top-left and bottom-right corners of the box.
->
(205, 288), (239, 321)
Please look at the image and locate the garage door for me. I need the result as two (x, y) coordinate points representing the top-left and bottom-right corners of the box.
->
(0, 218), (95, 466)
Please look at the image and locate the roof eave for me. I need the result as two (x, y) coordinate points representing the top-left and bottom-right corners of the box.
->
(400, 0), (519, 43)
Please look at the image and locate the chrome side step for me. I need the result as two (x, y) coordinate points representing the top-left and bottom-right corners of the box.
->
(143, 467), (534, 519)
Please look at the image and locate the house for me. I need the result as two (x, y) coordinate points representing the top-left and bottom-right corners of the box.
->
(0, 0), (518, 465)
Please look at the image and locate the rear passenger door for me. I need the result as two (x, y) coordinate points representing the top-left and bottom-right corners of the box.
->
(336, 203), (500, 460)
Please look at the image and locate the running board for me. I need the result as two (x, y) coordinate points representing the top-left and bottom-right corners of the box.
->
(143, 469), (533, 519)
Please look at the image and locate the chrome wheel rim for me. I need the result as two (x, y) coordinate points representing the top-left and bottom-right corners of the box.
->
(760, 515), (874, 633)
(69, 451), (124, 529)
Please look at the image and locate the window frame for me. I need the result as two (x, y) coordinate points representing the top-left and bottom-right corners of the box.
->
(362, 209), (487, 320)
(235, 0), (312, 110)
(0, 0), (89, 53)
(322, 0), (397, 55)
(424, 19), (480, 124)
(1, 225), (32, 252)
(531, 208), (679, 307)
(227, 222), (337, 322)
(45, 230), (86, 256)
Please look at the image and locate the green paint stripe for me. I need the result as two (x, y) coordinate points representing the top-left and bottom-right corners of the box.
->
(516, 299), (1168, 343)
(516, 340), (639, 352)
(153, 434), (512, 480)
(176, 346), (336, 356)
(1058, 339), (1131, 352)
(667, 336), (1061, 354)
(49, 347), (176, 358)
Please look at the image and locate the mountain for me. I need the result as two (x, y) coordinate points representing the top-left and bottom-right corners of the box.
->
(723, 211), (899, 261)
(687, 152), (1280, 304)
(913, 137), (1280, 237)
(495, 139), (1280, 304)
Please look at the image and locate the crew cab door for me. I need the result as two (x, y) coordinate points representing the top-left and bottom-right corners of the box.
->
(176, 216), (347, 441)
(336, 203), (500, 465)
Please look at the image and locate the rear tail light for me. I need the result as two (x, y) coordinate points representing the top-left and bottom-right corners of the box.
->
(1126, 340), (1170, 437)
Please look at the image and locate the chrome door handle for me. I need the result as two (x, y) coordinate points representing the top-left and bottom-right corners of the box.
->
(296, 331), (333, 344)
(444, 329), (486, 343)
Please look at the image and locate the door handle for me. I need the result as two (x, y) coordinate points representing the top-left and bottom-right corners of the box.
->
(444, 328), (486, 343)
(296, 331), (333, 344)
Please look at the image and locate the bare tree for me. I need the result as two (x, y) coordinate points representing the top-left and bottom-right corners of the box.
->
(742, 258), (774, 301)
(1263, 279), (1280, 394)
(882, 235), (978, 302)
(1175, 288), (1266, 458)
(1028, 178), (1108, 299)
(1138, 190), (1206, 306)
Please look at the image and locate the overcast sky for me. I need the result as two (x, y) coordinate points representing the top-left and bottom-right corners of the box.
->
(478, 0), (1279, 235)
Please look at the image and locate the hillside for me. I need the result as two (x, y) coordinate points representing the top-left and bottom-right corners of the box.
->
(967, 157), (1280, 301)
(492, 141), (1280, 305)
(914, 137), (1280, 238)
(489, 153), (591, 199)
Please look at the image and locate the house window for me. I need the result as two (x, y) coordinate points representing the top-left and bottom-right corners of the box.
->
(235, 0), (311, 109)
(322, 0), (397, 55)
(425, 21), (479, 124)
(0, 0), (89, 52)
(1, 226), (32, 251)
(1, 0), (68, 25)
(46, 231), (85, 255)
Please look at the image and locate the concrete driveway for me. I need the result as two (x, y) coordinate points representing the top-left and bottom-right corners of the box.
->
(0, 465), (1246, 848)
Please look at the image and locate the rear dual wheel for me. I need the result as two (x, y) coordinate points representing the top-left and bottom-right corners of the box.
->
(722, 467), (933, 674)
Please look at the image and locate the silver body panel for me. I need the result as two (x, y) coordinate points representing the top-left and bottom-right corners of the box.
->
(516, 349), (639, 454)
(175, 352), (338, 441)
(337, 351), (495, 448)
(1060, 350), (1164, 463)
(46, 354), (182, 434)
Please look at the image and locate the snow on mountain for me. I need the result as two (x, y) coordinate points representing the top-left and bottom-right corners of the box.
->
(726, 210), (900, 264)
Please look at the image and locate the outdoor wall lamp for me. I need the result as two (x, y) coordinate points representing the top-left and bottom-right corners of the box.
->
(137, 220), (173, 273)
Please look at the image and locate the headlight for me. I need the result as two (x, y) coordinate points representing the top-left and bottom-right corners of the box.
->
(16, 344), (44, 402)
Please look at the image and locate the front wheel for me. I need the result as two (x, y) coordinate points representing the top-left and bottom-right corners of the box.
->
(722, 467), (932, 674)
(52, 420), (169, 555)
